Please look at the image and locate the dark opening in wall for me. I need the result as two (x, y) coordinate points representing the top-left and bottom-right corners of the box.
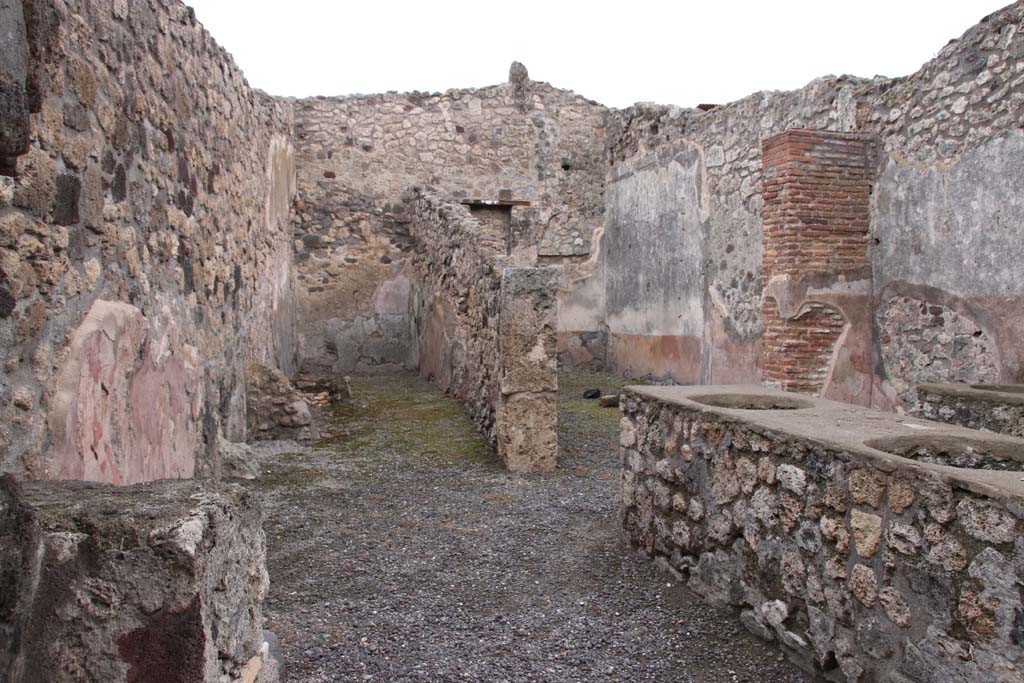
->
(463, 200), (527, 256)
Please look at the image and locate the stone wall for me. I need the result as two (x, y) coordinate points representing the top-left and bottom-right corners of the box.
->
(0, 0), (297, 482)
(867, 2), (1024, 408)
(916, 383), (1024, 439)
(0, 475), (275, 683)
(288, 63), (606, 375)
(601, 77), (866, 385)
(592, 3), (1024, 407)
(410, 189), (557, 472)
(620, 384), (1024, 682)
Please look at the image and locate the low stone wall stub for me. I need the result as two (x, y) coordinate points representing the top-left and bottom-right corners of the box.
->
(410, 189), (559, 472)
(0, 475), (275, 683)
(916, 383), (1024, 438)
(620, 384), (1024, 682)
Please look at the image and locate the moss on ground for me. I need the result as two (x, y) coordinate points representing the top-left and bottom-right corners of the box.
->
(557, 371), (646, 466)
(317, 374), (492, 465)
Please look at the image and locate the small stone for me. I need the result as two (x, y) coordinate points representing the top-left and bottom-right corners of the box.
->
(619, 418), (636, 448)
(879, 587), (911, 627)
(927, 538), (968, 572)
(12, 386), (33, 410)
(887, 522), (921, 555)
(776, 464), (806, 496)
(598, 394), (619, 408)
(848, 469), (885, 508)
(582, 388), (601, 399)
(849, 564), (878, 607)
(759, 599), (788, 628)
(740, 609), (775, 641)
(956, 498), (1017, 545)
(887, 475), (915, 513)
(687, 497), (704, 522)
(850, 509), (883, 558)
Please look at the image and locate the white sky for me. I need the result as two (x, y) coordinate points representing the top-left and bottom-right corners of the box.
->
(185, 1), (1011, 109)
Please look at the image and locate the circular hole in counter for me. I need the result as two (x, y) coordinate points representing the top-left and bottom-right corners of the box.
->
(865, 434), (1024, 471)
(970, 384), (1024, 395)
(689, 393), (815, 411)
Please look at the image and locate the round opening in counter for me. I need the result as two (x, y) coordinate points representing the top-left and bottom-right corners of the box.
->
(865, 434), (1024, 471)
(970, 384), (1024, 395)
(689, 393), (814, 411)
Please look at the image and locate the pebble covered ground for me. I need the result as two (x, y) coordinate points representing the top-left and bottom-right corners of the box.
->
(251, 372), (815, 682)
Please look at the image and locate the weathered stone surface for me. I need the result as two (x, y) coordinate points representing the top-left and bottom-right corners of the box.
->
(0, 476), (270, 683)
(497, 391), (557, 473)
(0, 0), (30, 168)
(246, 364), (316, 442)
(621, 384), (1024, 682)
(850, 509), (883, 558)
(0, 0), (297, 479)
(45, 300), (201, 484)
(411, 190), (558, 472)
(915, 383), (1024, 439)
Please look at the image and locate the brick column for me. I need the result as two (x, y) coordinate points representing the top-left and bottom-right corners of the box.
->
(761, 130), (875, 395)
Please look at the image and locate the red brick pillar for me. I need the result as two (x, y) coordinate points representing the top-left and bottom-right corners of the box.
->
(761, 130), (875, 396)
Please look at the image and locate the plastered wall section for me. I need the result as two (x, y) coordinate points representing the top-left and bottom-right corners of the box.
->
(0, 0), (297, 483)
(598, 3), (1024, 407)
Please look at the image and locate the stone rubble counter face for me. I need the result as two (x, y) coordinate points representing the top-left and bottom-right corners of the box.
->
(619, 389), (1024, 682)
(1, 0), (297, 481)
(410, 190), (558, 472)
(0, 476), (271, 683)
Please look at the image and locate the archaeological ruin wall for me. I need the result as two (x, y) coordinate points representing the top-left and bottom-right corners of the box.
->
(0, 0), (297, 483)
(582, 3), (1024, 411)
(287, 66), (607, 376)
(0, 475), (272, 683)
(410, 189), (558, 472)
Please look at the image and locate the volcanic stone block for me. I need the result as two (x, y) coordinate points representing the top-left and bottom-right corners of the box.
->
(0, 476), (275, 683)
(497, 266), (558, 472)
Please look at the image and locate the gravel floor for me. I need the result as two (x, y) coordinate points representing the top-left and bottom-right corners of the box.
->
(251, 372), (815, 683)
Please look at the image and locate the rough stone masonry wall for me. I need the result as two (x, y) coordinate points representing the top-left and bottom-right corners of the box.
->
(867, 1), (1024, 409)
(410, 189), (557, 472)
(0, 0), (297, 482)
(287, 65), (606, 375)
(0, 476), (274, 683)
(620, 386), (1024, 682)
(597, 2), (1024, 407)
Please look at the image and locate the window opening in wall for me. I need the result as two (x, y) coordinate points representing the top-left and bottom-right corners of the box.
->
(463, 199), (528, 256)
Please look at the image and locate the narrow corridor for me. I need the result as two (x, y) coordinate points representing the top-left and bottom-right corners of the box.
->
(253, 373), (812, 683)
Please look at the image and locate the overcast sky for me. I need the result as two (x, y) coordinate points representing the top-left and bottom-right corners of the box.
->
(184, 1), (1010, 109)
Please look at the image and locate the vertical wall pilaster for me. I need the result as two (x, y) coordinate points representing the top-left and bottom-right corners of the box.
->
(497, 267), (558, 472)
(761, 130), (876, 400)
